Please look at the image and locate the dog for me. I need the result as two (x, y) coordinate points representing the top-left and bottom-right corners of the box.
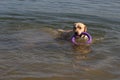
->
(57, 22), (88, 41)
(57, 22), (91, 54)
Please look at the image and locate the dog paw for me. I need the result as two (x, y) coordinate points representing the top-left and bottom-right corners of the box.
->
(57, 29), (65, 32)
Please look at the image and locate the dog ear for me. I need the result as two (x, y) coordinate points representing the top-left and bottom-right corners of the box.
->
(73, 23), (76, 30)
(84, 26), (87, 32)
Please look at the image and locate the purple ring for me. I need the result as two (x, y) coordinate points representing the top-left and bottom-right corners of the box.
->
(71, 32), (92, 45)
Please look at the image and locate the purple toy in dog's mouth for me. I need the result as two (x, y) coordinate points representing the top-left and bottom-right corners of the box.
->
(71, 32), (92, 45)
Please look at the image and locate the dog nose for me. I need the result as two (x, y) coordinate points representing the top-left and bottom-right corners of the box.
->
(75, 32), (78, 35)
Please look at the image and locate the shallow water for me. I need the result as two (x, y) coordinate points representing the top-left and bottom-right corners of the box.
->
(0, 0), (120, 80)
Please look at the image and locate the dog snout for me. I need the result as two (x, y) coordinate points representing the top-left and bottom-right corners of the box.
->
(74, 32), (79, 35)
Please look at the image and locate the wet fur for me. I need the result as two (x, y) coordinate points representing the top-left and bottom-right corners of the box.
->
(57, 22), (88, 41)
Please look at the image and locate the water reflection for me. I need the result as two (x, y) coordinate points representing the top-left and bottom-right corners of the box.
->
(72, 44), (92, 54)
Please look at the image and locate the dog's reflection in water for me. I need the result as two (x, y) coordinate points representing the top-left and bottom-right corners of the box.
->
(72, 44), (92, 71)
(72, 44), (92, 59)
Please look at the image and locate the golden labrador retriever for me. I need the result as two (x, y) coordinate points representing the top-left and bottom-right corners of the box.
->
(57, 22), (88, 40)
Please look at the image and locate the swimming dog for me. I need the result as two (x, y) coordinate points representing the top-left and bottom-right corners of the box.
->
(57, 22), (91, 54)
(57, 22), (88, 41)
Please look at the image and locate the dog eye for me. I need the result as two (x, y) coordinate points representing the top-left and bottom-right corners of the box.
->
(78, 27), (81, 29)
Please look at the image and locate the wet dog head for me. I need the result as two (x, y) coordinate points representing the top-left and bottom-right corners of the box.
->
(73, 22), (87, 36)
